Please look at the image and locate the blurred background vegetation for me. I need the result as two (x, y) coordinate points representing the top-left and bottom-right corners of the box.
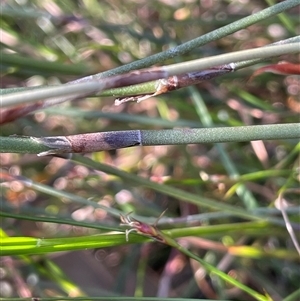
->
(0, 0), (299, 300)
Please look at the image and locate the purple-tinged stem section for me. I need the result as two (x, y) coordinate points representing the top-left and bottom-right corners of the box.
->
(34, 130), (141, 156)
(115, 64), (235, 104)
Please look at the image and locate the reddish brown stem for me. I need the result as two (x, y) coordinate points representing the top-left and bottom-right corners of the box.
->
(115, 63), (235, 105)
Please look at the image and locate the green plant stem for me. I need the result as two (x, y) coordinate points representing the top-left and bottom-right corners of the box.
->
(1, 81), (105, 107)
(1, 221), (295, 257)
(188, 84), (259, 209)
(283, 288), (300, 301)
(100, 80), (156, 98)
(0, 52), (89, 75)
(265, 0), (297, 34)
(0, 209), (119, 232)
(140, 124), (300, 145)
(0, 135), (50, 154)
(164, 43), (299, 76)
(80, 0), (300, 79)
(1, 124), (299, 154)
(160, 232), (269, 301)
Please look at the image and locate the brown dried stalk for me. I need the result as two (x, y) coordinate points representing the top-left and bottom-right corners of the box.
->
(115, 63), (235, 105)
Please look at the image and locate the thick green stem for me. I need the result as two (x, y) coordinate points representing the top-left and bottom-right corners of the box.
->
(140, 124), (300, 146)
(1, 124), (299, 154)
